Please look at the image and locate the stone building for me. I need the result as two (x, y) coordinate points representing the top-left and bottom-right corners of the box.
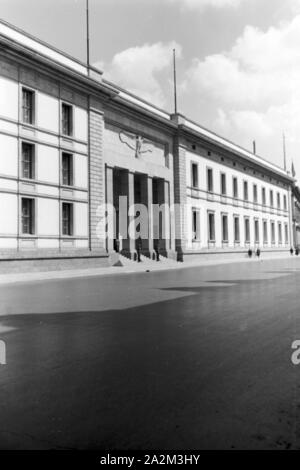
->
(0, 19), (295, 271)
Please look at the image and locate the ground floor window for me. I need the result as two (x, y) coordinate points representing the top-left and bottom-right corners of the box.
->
(271, 221), (275, 244)
(62, 202), (73, 236)
(284, 223), (289, 244)
(192, 209), (200, 240)
(208, 211), (215, 242)
(21, 198), (35, 235)
(234, 216), (240, 243)
(244, 217), (250, 243)
(263, 220), (268, 244)
(222, 214), (228, 242)
(278, 222), (282, 244)
(254, 219), (259, 243)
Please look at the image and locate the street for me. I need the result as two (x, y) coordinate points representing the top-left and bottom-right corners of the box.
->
(0, 258), (300, 449)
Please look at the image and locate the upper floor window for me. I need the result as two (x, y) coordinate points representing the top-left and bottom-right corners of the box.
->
(277, 192), (281, 209)
(283, 194), (287, 210)
(62, 202), (73, 236)
(243, 181), (248, 201)
(22, 88), (35, 125)
(270, 190), (274, 207)
(220, 173), (226, 195)
(191, 163), (198, 188)
(207, 168), (213, 193)
(262, 187), (266, 206)
(233, 177), (238, 198)
(21, 142), (35, 179)
(62, 153), (73, 186)
(62, 103), (73, 136)
(21, 198), (35, 235)
(253, 184), (258, 203)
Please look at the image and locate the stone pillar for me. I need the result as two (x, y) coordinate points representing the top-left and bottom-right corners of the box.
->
(164, 180), (171, 253)
(147, 176), (154, 257)
(128, 171), (136, 257)
(105, 165), (114, 252)
(173, 134), (187, 261)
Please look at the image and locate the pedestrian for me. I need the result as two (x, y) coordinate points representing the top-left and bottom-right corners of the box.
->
(256, 248), (261, 258)
(136, 236), (142, 262)
(290, 247), (294, 255)
(154, 240), (160, 262)
(248, 248), (252, 258)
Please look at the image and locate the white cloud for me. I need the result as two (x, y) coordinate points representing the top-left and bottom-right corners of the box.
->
(182, 15), (300, 173)
(95, 42), (182, 107)
(167, 0), (246, 10)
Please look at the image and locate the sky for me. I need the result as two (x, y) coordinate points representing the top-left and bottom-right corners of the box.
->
(1, 0), (300, 178)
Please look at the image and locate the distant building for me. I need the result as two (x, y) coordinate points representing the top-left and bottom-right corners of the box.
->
(0, 20), (295, 271)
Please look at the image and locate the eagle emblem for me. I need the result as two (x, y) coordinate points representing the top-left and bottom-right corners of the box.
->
(119, 131), (153, 158)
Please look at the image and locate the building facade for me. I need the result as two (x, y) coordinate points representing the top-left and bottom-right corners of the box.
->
(0, 20), (295, 270)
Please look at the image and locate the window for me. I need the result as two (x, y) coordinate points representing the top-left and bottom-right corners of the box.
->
(192, 209), (200, 241)
(233, 177), (238, 198)
(284, 194), (287, 210)
(263, 220), (268, 244)
(254, 219), (259, 243)
(21, 198), (35, 235)
(222, 214), (228, 242)
(285, 224), (288, 244)
(191, 163), (198, 188)
(22, 87), (35, 124)
(21, 142), (35, 179)
(62, 153), (73, 186)
(278, 222), (282, 244)
(253, 184), (258, 203)
(234, 216), (240, 243)
(271, 221), (275, 243)
(221, 173), (226, 195)
(244, 217), (250, 243)
(62, 103), (73, 136)
(208, 212), (215, 241)
(277, 192), (281, 209)
(243, 181), (248, 201)
(270, 190), (274, 207)
(62, 202), (73, 236)
(262, 187), (266, 206)
(207, 168), (213, 192)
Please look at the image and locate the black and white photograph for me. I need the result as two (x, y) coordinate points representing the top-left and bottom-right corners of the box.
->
(0, 0), (300, 459)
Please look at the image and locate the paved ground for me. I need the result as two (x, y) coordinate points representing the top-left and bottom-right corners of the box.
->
(0, 257), (300, 449)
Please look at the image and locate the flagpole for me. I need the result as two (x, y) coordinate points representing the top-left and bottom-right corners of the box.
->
(86, 0), (90, 72)
(173, 49), (177, 114)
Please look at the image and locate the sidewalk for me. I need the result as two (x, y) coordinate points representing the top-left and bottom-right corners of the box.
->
(0, 253), (295, 286)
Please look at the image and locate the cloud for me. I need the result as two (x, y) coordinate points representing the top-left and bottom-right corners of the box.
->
(182, 14), (300, 171)
(167, 0), (247, 10)
(95, 42), (182, 107)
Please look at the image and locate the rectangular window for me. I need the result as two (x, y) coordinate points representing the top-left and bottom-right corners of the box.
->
(284, 224), (288, 244)
(62, 152), (73, 186)
(192, 209), (200, 241)
(253, 184), (258, 203)
(191, 163), (198, 188)
(284, 195), (287, 210)
(254, 219), (259, 243)
(262, 187), (266, 206)
(234, 216), (240, 243)
(271, 221), (275, 243)
(21, 142), (35, 179)
(208, 212), (215, 242)
(278, 222), (282, 244)
(222, 214), (228, 242)
(62, 103), (73, 136)
(233, 177), (238, 198)
(21, 198), (35, 235)
(270, 190), (274, 207)
(22, 87), (35, 124)
(244, 217), (250, 243)
(243, 181), (248, 201)
(207, 168), (213, 193)
(263, 220), (268, 243)
(277, 192), (281, 209)
(62, 202), (73, 236)
(221, 173), (226, 195)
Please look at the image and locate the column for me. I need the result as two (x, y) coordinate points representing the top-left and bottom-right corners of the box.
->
(128, 171), (136, 258)
(147, 176), (153, 256)
(105, 165), (114, 252)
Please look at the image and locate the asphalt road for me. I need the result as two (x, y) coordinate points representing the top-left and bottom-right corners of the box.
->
(0, 257), (300, 450)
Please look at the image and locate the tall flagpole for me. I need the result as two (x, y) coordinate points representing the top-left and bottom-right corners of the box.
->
(173, 49), (177, 114)
(283, 132), (287, 171)
(86, 0), (90, 72)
